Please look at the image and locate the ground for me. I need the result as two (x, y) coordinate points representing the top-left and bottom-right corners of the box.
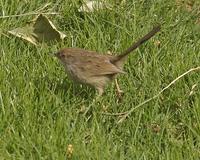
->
(0, 0), (200, 159)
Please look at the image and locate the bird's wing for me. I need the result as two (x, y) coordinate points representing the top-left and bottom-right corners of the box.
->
(73, 54), (125, 77)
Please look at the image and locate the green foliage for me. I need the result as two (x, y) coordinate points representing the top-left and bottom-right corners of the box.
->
(0, 0), (200, 159)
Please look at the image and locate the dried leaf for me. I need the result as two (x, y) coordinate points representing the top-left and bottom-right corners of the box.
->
(150, 123), (161, 133)
(176, 0), (195, 12)
(154, 40), (161, 47)
(8, 14), (66, 45)
(106, 50), (112, 55)
(78, 1), (111, 12)
(195, 18), (200, 25)
(66, 144), (73, 158)
(8, 25), (37, 45)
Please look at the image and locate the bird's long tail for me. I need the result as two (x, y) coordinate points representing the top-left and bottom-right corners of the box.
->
(111, 25), (161, 65)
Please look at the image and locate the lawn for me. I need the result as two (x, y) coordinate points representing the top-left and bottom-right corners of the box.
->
(1, 0), (200, 159)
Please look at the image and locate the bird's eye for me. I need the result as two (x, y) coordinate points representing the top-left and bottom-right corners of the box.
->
(55, 52), (65, 58)
(60, 53), (65, 58)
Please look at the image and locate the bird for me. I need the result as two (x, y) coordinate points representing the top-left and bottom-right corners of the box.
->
(55, 25), (161, 95)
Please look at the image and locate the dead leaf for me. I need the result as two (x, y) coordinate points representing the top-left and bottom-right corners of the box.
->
(150, 123), (161, 133)
(78, 1), (111, 13)
(66, 144), (73, 159)
(106, 50), (112, 55)
(195, 18), (200, 25)
(8, 25), (37, 45)
(8, 14), (66, 45)
(154, 40), (161, 47)
(176, 0), (195, 12)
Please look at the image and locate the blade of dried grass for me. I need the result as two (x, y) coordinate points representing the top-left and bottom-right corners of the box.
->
(101, 66), (200, 123)
(117, 66), (200, 124)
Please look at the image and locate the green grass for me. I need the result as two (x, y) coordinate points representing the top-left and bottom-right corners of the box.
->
(1, 0), (200, 159)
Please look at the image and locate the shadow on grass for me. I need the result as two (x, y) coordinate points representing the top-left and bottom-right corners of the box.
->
(33, 75), (97, 101)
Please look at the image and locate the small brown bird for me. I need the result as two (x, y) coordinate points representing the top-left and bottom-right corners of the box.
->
(55, 26), (160, 95)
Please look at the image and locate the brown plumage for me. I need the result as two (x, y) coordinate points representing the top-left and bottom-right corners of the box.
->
(55, 26), (161, 95)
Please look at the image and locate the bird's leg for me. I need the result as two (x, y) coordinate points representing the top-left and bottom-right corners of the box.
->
(115, 79), (124, 98)
(96, 87), (104, 96)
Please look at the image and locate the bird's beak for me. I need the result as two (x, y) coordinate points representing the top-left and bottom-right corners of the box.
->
(54, 52), (59, 58)
(50, 52), (59, 60)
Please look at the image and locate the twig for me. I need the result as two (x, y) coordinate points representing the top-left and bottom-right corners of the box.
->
(0, 12), (59, 19)
(101, 111), (128, 116)
(116, 66), (200, 124)
(0, 32), (10, 38)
